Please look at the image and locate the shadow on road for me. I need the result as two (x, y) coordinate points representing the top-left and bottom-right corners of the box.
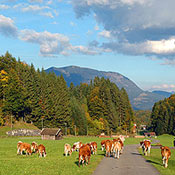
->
(146, 160), (161, 166)
(131, 152), (142, 156)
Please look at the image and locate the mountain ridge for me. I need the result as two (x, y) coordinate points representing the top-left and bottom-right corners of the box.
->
(45, 66), (166, 110)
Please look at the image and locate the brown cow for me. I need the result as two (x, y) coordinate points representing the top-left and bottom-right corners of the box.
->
(37, 144), (46, 157)
(140, 140), (151, 156)
(105, 140), (113, 157)
(101, 140), (110, 151)
(18, 142), (32, 155)
(31, 142), (38, 153)
(64, 143), (72, 156)
(161, 146), (171, 168)
(79, 144), (91, 167)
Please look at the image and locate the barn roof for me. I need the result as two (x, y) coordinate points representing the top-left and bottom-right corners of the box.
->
(40, 128), (61, 136)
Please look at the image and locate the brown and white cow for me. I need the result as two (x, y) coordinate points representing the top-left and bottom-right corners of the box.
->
(90, 142), (97, 155)
(72, 142), (83, 152)
(160, 146), (171, 168)
(79, 144), (91, 167)
(140, 140), (151, 156)
(37, 144), (46, 157)
(113, 138), (124, 154)
(18, 142), (32, 155)
(31, 141), (38, 153)
(17, 141), (23, 155)
(113, 140), (122, 159)
(64, 143), (72, 156)
(101, 140), (110, 151)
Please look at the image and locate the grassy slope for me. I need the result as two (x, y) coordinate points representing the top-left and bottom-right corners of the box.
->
(139, 134), (175, 175)
(0, 136), (142, 175)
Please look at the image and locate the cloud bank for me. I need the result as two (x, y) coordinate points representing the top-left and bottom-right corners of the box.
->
(72, 0), (175, 61)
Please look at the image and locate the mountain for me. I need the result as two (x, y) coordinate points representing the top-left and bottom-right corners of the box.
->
(45, 66), (165, 110)
(152, 90), (173, 98)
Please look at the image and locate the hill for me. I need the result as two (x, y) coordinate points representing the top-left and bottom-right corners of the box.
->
(152, 90), (173, 98)
(45, 66), (165, 110)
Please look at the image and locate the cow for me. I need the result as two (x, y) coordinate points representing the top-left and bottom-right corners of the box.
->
(160, 146), (171, 168)
(113, 140), (122, 159)
(90, 142), (97, 155)
(78, 144), (91, 167)
(140, 140), (151, 156)
(17, 141), (23, 155)
(37, 144), (46, 157)
(113, 138), (124, 154)
(64, 143), (72, 156)
(18, 142), (32, 155)
(119, 135), (125, 143)
(31, 142), (38, 153)
(101, 140), (110, 151)
(105, 140), (113, 157)
(72, 142), (83, 152)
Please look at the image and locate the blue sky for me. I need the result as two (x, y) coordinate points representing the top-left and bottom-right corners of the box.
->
(0, 0), (175, 92)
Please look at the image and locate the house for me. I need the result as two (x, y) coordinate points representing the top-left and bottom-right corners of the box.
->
(40, 128), (62, 140)
(144, 132), (156, 137)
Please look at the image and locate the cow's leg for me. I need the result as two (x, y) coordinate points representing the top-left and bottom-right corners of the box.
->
(17, 148), (20, 155)
(165, 158), (168, 168)
(117, 150), (120, 159)
(148, 147), (151, 155)
(162, 156), (165, 165)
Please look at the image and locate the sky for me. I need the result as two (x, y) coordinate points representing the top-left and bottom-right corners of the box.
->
(0, 0), (175, 92)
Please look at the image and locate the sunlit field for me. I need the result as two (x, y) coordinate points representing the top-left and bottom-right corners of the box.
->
(139, 134), (175, 175)
(0, 136), (143, 175)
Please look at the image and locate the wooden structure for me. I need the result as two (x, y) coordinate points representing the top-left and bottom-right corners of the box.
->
(40, 128), (62, 140)
(144, 132), (156, 137)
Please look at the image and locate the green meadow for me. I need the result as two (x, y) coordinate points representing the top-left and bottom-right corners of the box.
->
(139, 134), (175, 175)
(1, 134), (175, 175)
(0, 136), (143, 175)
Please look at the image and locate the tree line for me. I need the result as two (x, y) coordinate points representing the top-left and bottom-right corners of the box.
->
(150, 94), (175, 135)
(0, 52), (135, 135)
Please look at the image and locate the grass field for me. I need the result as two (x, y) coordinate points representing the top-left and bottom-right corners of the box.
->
(0, 136), (143, 175)
(1, 133), (175, 175)
(139, 134), (175, 175)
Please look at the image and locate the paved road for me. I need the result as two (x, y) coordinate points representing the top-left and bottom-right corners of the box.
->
(92, 144), (160, 175)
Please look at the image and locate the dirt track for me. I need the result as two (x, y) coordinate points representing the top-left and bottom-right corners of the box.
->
(92, 144), (160, 175)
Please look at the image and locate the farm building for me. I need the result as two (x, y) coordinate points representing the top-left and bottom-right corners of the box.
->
(40, 128), (62, 140)
(144, 132), (156, 137)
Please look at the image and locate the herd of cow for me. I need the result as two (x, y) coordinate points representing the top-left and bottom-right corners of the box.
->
(64, 135), (125, 167)
(17, 141), (46, 157)
(16, 136), (171, 169)
(140, 139), (171, 168)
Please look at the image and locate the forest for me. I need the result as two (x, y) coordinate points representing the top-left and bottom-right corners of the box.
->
(0, 52), (135, 135)
(150, 94), (175, 135)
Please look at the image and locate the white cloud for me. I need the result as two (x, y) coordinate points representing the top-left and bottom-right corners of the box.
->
(99, 30), (111, 39)
(0, 4), (10, 9)
(94, 25), (99, 31)
(29, 0), (43, 3)
(72, 0), (175, 60)
(0, 15), (18, 37)
(47, 0), (53, 5)
(151, 84), (175, 92)
(70, 21), (76, 26)
(40, 11), (54, 18)
(21, 5), (49, 12)
(19, 30), (70, 56)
